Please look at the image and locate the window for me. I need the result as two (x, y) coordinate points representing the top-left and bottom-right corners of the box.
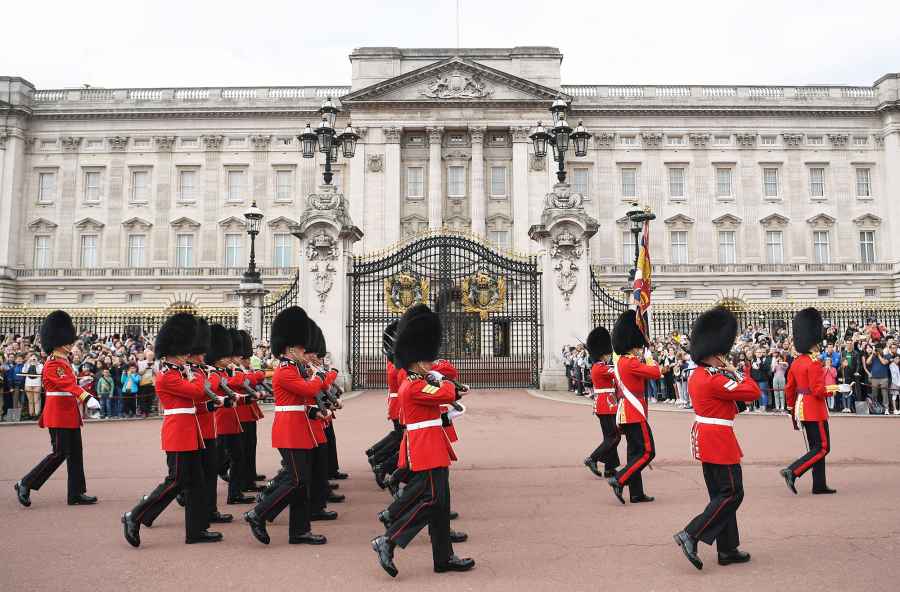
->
(226, 169), (246, 202)
(765, 230), (783, 264)
(813, 231), (830, 264)
(273, 233), (293, 267)
(131, 170), (150, 202)
(127, 293), (142, 304)
(33, 236), (51, 269)
(817, 288), (832, 298)
(488, 230), (510, 250)
(175, 234), (194, 267)
(127, 235), (146, 267)
(448, 165), (465, 197)
(668, 167), (685, 198)
(227, 137), (245, 147)
(718, 231), (736, 264)
(134, 139), (150, 149)
(181, 138), (197, 148)
(859, 231), (875, 263)
(229, 293), (241, 303)
(490, 166), (508, 197)
(668, 135), (684, 146)
(572, 168), (589, 197)
(406, 135), (424, 145)
(621, 168), (637, 198)
(84, 170), (101, 202)
(770, 288), (784, 298)
(407, 167), (425, 198)
(854, 136), (868, 146)
(224, 234), (243, 267)
(674, 289), (688, 299)
(275, 169), (294, 201)
(79, 293), (94, 304)
(808, 136), (823, 145)
(670, 231), (688, 264)
(715, 167), (733, 197)
(809, 167), (825, 197)
(856, 168), (871, 197)
(32, 293), (46, 305)
(714, 136), (730, 145)
(620, 136), (636, 146)
(864, 287), (878, 298)
(448, 134), (465, 145)
(179, 169), (196, 202)
(622, 231), (636, 265)
(38, 172), (56, 203)
(763, 167), (779, 198)
(760, 135), (777, 146)
(80, 235), (98, 268)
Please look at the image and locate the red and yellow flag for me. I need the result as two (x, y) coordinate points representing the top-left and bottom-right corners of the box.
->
(631, 220), (652, 340)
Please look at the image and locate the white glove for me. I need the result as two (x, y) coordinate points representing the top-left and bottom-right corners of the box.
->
(447, 403), (466, 420)
(427, 370), (445, 383)
(86, 397), (101, 411)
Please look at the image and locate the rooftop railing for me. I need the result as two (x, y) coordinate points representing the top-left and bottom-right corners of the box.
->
(13, 266), (298, 279)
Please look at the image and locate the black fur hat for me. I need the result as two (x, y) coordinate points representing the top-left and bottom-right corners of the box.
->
(793, 307), (824, 354)
(394, 304), (442, 370)
(155, 312), (197, 358)
(40, 310), (77, 353)
(238, 330), (253, 358)
(382, 320), (399, 362)
(689, 307), (738, 362)
(206, 324), (233, 365)
(228, 329), (243, 360)
(586, 326), (612, 362)
(270, 306), (310, 356)
(310, 324), (327, 357)
(611, 309), (648, 355)
(190, 318), (211, 356)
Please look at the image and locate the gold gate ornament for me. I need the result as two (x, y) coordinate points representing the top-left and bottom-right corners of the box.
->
(461, 271), (506, 320)
(384, 271), (430, 313)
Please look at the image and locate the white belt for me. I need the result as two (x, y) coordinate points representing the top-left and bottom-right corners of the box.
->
(406, 418), (443, 431)
(594, 388), (615, 394)
(275, 405), (307, 412)
(388, 393), (399, 399)
(164, 407), (196, 416)
(694, 415), (734, 427)
(46, 391), (74, 397)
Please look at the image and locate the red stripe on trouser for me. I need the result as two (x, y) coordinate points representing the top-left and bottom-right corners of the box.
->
(619, 423), (652, 485)
(135, 454), (181, 523)
(693, 465), (735, 538)
(390, 472), (435, 543)
(261, 451), (298, 519)
(793, 421), (828, 476)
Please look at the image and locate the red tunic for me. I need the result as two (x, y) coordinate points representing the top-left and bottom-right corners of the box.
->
(432, 359), (462, 442)
(250, 369), (265, 420)
(190, 365), (217, 440)
(270, 359), (326, 450)
(386, 361), (402, 421)
(591, 362), (618, 415)
(156, 362), (208, 452)
(213, 368), (243, 435)
(398, 375), (458, 472)
(786, 354), (829, 422)
(231, 368), (256, 423)
(688, 367), (761, 464)
(39, 355), (91, 429)
(615, 354), (662, 424)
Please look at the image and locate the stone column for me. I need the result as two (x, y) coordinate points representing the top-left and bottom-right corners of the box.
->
(879, 117), (900, 265)
(348, 127), (367, 243)
(427, 126), (444, 229)
(383, 126), (402, 245)
(529, 183), (598, 390)
(511, 126), (531, 253)
(470, 126), (486, 237)
(237, 282), (267, 341)
(0, 131), (28, 272)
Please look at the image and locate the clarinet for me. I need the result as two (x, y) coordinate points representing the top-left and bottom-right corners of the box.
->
(424, 373), (465, 412)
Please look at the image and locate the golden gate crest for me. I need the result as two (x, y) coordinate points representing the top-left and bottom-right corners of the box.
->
(384, 271), (430, 313)
(461, 271), (506, 320)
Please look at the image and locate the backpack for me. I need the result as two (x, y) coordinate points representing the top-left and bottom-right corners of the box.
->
(867, 397), (886, 415)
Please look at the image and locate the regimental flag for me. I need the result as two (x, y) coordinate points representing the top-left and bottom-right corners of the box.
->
(631, 219), (652, 340)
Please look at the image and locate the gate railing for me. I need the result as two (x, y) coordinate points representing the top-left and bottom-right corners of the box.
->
(259, 269), (299, 341)
(591, 267), (629, 328)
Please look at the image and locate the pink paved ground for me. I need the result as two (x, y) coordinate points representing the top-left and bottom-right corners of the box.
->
(1, 390), (899, 591)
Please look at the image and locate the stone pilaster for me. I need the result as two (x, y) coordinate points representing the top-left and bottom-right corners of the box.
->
(511, 126), (531, 253)
(427, 126), (444, 229)
(237, 283), (267, 341)
(383, 126), (402, 245)
(470, 126), (486, 237)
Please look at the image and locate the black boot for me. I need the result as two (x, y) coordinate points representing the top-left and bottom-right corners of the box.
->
(584, 457), (603, 478)
(254, 474), (266, 481)
(330, 471), (349, 480)
(176, 492), (185, 507)
(122, 512), (141, 548)
(603, 468), (618, 478)
(310, 509), (338, 521)
(434, 555), (475, 573)
(328, 482), (339, 490)
(209, 511), (234, 523)
(186, 530), (223, 544)
(377, 510), (391, 527)
(630, 494), (655, 503)
(812, 487), (837, 494)
(718, 549), (751, 565)
(779, 468), (798, 495)
(607, 477), (625, 505)
(328, 492), (345, 503)
(673, 531), (702, 570)
(244, 511), (270, 545)
(68, 494), (98, 505)
(289, 531), (327, 545)
(14, 481), (31, 507)
(372, 536), (398, 578)
(449, 529), (468, 543)
(227, 494), (255, 504)
(449, 510), (459, 520)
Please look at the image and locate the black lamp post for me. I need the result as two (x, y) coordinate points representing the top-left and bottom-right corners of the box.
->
(626, 203), (656, 283)
(529, 97), (590, 183)
(298, 97), (359, 186)
(243, 200), (264, 283)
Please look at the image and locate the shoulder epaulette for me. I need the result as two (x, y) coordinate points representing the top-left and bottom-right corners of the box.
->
(422, 383), (440, 395)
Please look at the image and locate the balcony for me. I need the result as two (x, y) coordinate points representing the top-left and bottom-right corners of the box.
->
(592, 262), (895, 275)
(13, 266), (298, 280)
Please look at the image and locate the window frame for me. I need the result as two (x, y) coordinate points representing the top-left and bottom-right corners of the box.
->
(859, 230), (876, 264)
(668, 166), (685, 200)
(487, 229), (511, 251)
(447, 165), (467, 198)
(82, 168), (103, 203)
(272, 233), (293, 267)
(273, 167), (295, 203)
(33, 235), (51, 269)
(129, 167), (152, 204)
(812, 230), (831, 264)
(808, 166), (826, 199)
(225, 167), (248, 203)
(406, 166), (425, 199)
(175, 233), (195, 267)
(717, 230), (736, 264)
(80, 234), (99, 268)
(571, 167), (590, 199)
(670, 230), (688, 264)
(765, 230), (784, 264)
(855, 167), (872, 198)
(762, 166), (780, 199)
(36, 170), (58, 204)
(127, 234), (146, 267)
(622, 231), (637, 265)
(620, 166), (638, 198)
(715, 166), (734, 199)
(224, 233), (244, 267)
(177, 167), (199, 203)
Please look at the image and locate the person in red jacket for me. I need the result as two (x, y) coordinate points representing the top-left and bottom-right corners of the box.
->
(673, 307), (760, 571)
(781, 307), (838, 495)
(607, 309), (664, 505)
(15, 310), (98, 507)
(234, 330), (265, 493)
(583, 326), (621, 479)
(371, 304), (475, 578)
(122, 313), (223, 547)
(366, 320), (403, 488)
(243, 306), (333, 546)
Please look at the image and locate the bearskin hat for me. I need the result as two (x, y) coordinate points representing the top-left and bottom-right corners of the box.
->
(394, 304), (442, 370)
(382, 320), (399, 362)
(227, 329), (243, 360)
(313, 325), (327, 357)
(611, 309), (648, 355)
(206, 324), (233, 365)
(689, 306), (738, 363)
(190, 317), (211, 356)
(586, 326), (612, 362)
(155, 312), (197, 359)
(793, 307), (824, 354)
(39, 310), (77, 353)
(238, 329), (253, 358)
(305, 320), (325, 357)
(270, 306), (310, 356)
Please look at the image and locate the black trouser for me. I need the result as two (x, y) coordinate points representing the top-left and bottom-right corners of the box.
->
(218, 433), (247, 499)
(385, 467), (453, 566)
(788, 420), (830, 491)
(138, 386), (154, 415)
(310, 443), (329, 512)
(22, 427), (87, 500)
(325, 423), (340, 476)
(122, 392), (137, 416)
(252, 448), (311, 535)
(615, 422), (655, 500)
(371, 424), (403, 465)
(588, 414), (621, 472)
(684, 463), (743, 552)
(240, 421), (259, 485)
(130, 451), (206, 538)
(201, 439), (219, 522)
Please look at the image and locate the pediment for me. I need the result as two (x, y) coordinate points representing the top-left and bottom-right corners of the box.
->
(74, 217), (105, 230)
(806, 213), (836, 227)
(486, 213), (512, 230)
(27, 217), (58, 231)
(853, 213), (882, 227)
(218, 216), (247, 229)
(170, 216), (201, 229)
(341, 56), (568, 105)
(267, 215), (300, 229)
(759, 213), (790, 227)
(122, 217), (153, 230)
(663, 214), (695, 226)
(711, 214), (742, 226)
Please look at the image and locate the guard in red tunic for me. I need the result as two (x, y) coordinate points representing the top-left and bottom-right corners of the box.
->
(15, 310), (98, 507)
(243, 306), (332, 546)
(607, 309), (663, 505)
(366, 320), (404, 488)
(371, 304), (475, 578)
(235, 330), (264, 492)
(122, 313), (223, 547)
(583, 326), (621, 479)
(674, 307), (760, 570)
(781, 307), (838, 495)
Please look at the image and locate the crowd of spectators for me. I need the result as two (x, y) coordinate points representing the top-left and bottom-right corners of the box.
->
(563, 317), (900, 415)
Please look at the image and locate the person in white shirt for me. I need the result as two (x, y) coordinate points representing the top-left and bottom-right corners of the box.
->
(22, 353), (44, 420)
(889, 357), (900, 415)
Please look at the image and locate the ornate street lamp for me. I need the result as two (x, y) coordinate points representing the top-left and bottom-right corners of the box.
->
(242, 199), (264, 283)
(626, 203), (656, 284)
(297, 97), (359, 186)
(530, 97), (590, 183)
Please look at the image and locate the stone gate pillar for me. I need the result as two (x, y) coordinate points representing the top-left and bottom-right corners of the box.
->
(236, 283), (267, 341)
(529, 182), (598, 390)
(292, 184), (363, 390)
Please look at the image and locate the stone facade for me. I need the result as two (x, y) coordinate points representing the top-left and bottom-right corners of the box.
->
(2, 47), (899, 309)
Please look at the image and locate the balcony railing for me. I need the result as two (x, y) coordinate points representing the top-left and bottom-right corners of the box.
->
(561, 84), (877, 106)
(14, 266), (299, 279)
(592, 262), (895, 275)
(31, 86), (352, 107)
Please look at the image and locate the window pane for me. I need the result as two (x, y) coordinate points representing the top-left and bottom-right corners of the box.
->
(132, 171), (149, 202)
(176, 234), (193, 267)
(273, 233), (293, 267)
(856, 168), (871, 197)
(669, 168), (684, 197)
(621, 168), (636, 197)
(488, 230), (510, 250)
(670, 231), (688, 264)
(718, 231), (736, 264)
(128, 235), (145, 267)
(716, 168), (732, 197)
(80, 235), (98, 268)
(275, 170), (293, 200)
(859, 231), (875, 263)
(622, 231), (636, 265)
(813, 231), (830, 264)
(179, 170), (195, 201)
(448, 166), (465, 197)
(225, 234), (243, 267)
(84, 171), (101, 202)
(407, 167), (424, 198)
(763, 168), (779, 197)
(490, 166), (508, 197)
(572, 168), (589, 196)
(766, 231), (783, 264)
(33, 236), (50, 269)
(809, 168), (825, 197)
(38, 172), (56, 202)
(227, 170), (245, 201)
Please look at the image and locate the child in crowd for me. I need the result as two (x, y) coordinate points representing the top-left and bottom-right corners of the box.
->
(96, 368), (115, 419)
(823, 357), (838, 410)
(772, 352), (788, 412)
(890, 357), (900, 415)
(838, 357), (856, 413)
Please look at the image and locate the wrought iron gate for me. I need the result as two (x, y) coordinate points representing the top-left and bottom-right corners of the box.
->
(260, 270), (299, 341)
(590, 266), (629, 329)
(348, 232), (542, 389)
